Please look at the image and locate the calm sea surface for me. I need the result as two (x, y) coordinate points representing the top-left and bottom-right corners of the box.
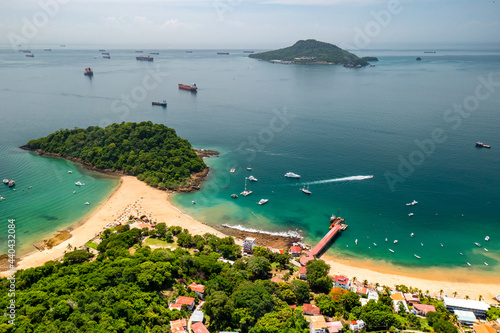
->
(0, 47), (499, 273)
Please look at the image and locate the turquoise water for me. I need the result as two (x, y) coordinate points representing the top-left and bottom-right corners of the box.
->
(0, 48), (499, 273)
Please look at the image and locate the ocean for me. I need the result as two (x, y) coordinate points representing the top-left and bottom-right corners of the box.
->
(0, 47), (499, 274)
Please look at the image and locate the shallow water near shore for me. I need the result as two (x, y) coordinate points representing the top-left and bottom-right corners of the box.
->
(0, 47), (499, 278)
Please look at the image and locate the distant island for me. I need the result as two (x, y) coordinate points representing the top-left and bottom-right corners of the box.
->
(248, 39), (375, 67)
(23, 121), (213, 191)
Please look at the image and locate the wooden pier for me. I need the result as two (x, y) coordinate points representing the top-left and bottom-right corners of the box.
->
(300, 214), (347, 266)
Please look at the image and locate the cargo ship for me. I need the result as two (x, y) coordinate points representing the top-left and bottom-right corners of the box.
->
(136, 56), (153, 62)
(26, 54), (34, 57)
(178, 83), (197, 91)
(217, 52), (229, 55)
(152, 100), (167, 106)
(476, 142), (491, 148)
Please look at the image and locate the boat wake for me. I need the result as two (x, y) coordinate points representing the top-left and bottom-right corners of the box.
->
(303, 175), (374, 185)
(221, 224), (303, 239)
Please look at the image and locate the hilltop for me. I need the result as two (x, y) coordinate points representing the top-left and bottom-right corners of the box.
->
(249, 39), (370, 67)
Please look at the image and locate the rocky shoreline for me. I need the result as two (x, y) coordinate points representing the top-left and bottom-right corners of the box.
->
(215, 225), (306, 250)
(19, 146), (219, 193)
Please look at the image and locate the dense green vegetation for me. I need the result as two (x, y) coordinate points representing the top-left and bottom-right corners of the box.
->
(361, 56), (379, 62)
(0, 224), (465, 332)
(249, 39), (369, 66)
(25, 121), (206, 188)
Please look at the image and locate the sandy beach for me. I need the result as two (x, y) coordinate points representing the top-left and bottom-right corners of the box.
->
(4, 175), (500, 303)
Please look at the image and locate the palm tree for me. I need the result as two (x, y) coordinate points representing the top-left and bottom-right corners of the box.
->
(363, 279), (368, 286)
(439, 289), (444, 297)
(478, 295), (483, 301)
(465, 295), (470, 300)
(453, 291), (458, 298)
(425, 289), (430, 296)
(352, 276), (357, 284)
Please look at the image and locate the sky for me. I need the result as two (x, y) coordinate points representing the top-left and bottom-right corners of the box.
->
(1, 0), (500, 50)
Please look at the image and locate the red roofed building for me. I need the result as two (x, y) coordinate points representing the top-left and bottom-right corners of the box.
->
(333, 275), (350, 290)
(299, 266), (307, 280)
(290, 246), (301, 257)
(189, 283), (205, 299)
(270, 277), (283, 284)
(355, 286), (368, 296)
(326, 321), (343, 333)
(302, 303), (321, 316)
(404, 293), (420, 306)
(191, 322), (210, 333)
(169, 319), (187, 333)
(169, 296), (196, 311)
(413, 303), (436, 316)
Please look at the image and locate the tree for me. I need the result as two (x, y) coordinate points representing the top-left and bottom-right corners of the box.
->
(246, 256), (271, 280)
(452, 291), (458, 298)
(315, 294), (337, 317)
(203, 291), (235, 332)
(487, 305), (500, 320)
(62, 249), (94, 265)
(249, 306), (309, 333)
(290, 280), (311, 304)
(306, 260), (332, 293)
(341, 291), (362, 313)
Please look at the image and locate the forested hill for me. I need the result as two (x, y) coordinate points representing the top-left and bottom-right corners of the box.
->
(249, 39), (369, 66)
(24, 121), (206, 189)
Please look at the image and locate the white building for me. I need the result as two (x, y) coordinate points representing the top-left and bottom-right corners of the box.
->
(443, 297), (490, 319)
(349, 319), (365, 332)
(243, 237), (256, 253)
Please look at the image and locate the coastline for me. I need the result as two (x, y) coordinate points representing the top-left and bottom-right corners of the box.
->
(2, 175), (499, 303)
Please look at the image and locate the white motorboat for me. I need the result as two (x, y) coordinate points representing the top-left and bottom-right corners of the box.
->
(485, 236), (490, 241)
(484, 248), (488, 252)
(373, 243), (377, 247)
(484, 262), (489, 266)
(410, 233), (414, 237)
(394, 240), (398, 244)
(300, 184), (311, 194)
(230, 168), (235, 173)
(459, 252), (463, 256)
(258, 199), (268, 205)
(247, 167), (252, 171)
(467, 262), (471, 266)
(408, 213), (414, 217)
(68, 171), (73, 174)
(414, 254), (421, 259)
(73, 190), (76, 194)
(389, 249), (394, 253)
(3, 179), (9, 184)
(75, 181), (85, 186)
(355, 239), (358, 245)
(406, 200), (418, 206)
(475, 242), (481, 247)
(284, 172), (300, 179)
(385, 238), (388, 242)
(85, 202), (90, 205)
(440, 243), (444, 247)
(248, 175), (258, 182)
(191, 201), (196, 204)
(421, 242), (424, 247)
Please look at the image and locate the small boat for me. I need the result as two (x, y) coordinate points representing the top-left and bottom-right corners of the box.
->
(410, 233), (414, 237)
(485, 236), (490, 241)
(406, 200), (418, 206)
(26, 54), (34, 57)
(373, 243), (377, 247)
(152, 100), (167, 107)
(240, 190), (252, 196)
(414, 254), (421, 259)
(459, 252), (463, 255)
(484, 248), (488, 252)
(85, 202), (90, 205)
(408, 213), (414, 217)
(73, 190), (76, 194)
(247, 175), (257, 182)
(243, 51), (254, 53)
(355, 239), (358, 245)
(440, 243), (444, 247)
(231, 194), (238, 198)
(394, 240), (398, 244)
(68, 171), (73, 174)
(136, 55), (153, 61)
(99, 49), (106, 52)
(102, 52), (109, 55)
(421, 242), (424, 246)
(484, 262), (489, 266)
(230, 169), (236, 173)
(3, 179), (8, 184)
(178, 83), (197, 91)
(103, 55), (111, 59)
(84, 68), (93, 76)
(28, 186), (32, 189)
(385, 238), (388, 242)
(467, 262), (471, 266)
(300, 184), (311, 194)
(44, 49), (51, 51)
(150, 52), (159, 55)
(475, 142), (491, 148)
(247, 167), (252, 171)
(185, 50), (193, 53)
(191, 201), (195, 204)
(284, 172), (300, 179)
(475, 242), (481, 247)
(135, 50), (143, 53)
(217, 52), (229, 55)
(389, 249), (394, 253)
(258, 199), (268, 205)
(75, 181), (85, 186)
(8, 181), (15, 187)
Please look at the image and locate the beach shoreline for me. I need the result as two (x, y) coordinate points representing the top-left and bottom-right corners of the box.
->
(2, 175), (499, 303)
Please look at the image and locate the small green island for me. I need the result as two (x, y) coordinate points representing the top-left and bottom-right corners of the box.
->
(23, 121), (211, 190)
(249, 39), (377, 67)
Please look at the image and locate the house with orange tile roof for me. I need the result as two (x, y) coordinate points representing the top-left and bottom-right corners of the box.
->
(169, 296), (196, 311)
(302, 303), (321, 316)
(391, 292), (409, 313)
(333, 275), (350, 290)
(290, 245), (301, 257)
(472, 323), (496, 333)
(299, 266), (307, 280)
(188, 283), (205, 299)
(191, 322), (210, 333)
(169, 319), (187, 333)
